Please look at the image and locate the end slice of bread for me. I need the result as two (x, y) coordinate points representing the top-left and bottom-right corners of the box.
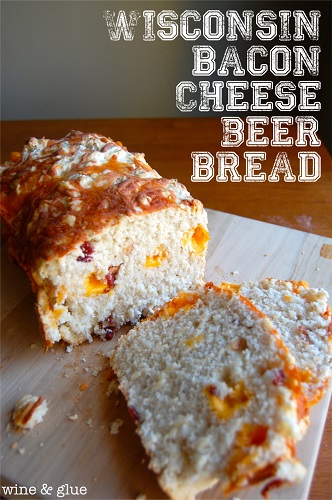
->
(221, 279), (332, 405)
(111, 283), (306, 500)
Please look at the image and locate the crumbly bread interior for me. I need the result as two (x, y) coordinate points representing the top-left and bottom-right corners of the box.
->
(35, 206), (208, 345)
(111, 284), (306, 500)
(221, 279), (332, 405)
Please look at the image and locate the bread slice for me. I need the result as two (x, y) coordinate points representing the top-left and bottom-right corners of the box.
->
(221, 279), (332, 405)
(0, 131), (209, 346)
(111, 283), (306, 500)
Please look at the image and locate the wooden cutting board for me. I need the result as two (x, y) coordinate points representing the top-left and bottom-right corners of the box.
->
(1, 209), (332, 500)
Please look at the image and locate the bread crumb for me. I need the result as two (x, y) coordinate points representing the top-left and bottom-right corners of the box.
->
(12, 395), (48, 430)
(85, 418), (93, 428)
(66, 345), (73, 353)
(106, 380), (119, 397)
(80, 382), (88, 391)
(11, 442), (18, 449)
(135, 495), (146, 500)
(320, 244), (332, 260)
(18, 447), (25, 455)
(110, 418), (124, 435)
(68, 413), (79, 421)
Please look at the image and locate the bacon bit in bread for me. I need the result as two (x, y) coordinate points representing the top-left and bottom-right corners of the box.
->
(105, 265), (121, 288)
(77, 241), (94, 262)
(272, 369), (286, 386)
(128, 405), (140, 423)
(95, 315), (118, 338)
(296, 325), (310, 343)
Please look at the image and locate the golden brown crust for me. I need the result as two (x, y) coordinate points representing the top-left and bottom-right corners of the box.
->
(1, 131), (197, 270)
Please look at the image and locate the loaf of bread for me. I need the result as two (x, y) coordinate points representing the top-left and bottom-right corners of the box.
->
(111, 283), (306, 500)
(221, 279), (332, 405)
(0, 131), (209, 346)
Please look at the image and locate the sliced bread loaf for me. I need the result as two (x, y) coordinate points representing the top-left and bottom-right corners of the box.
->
(0, 131), (209, 346)
(111, 283), (306, 500)
(221, 279), (332, 405)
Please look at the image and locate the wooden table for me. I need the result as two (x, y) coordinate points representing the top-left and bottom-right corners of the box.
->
(1, 118), (331, 500)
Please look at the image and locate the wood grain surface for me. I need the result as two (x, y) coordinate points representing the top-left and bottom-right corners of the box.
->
(1, 118), (331, 499)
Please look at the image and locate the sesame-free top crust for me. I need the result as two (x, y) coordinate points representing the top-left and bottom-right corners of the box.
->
(1, 131), (209, 346)
(0, 130), (197, 270)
